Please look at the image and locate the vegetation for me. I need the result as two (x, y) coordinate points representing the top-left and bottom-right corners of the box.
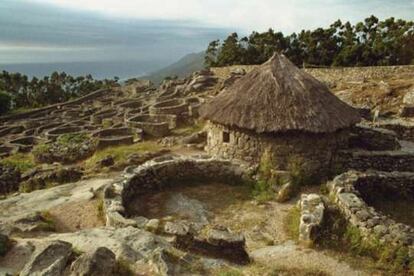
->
(0, 91), (12, 115)
(0, 153), (35, 173)
(205, 16), (414, 68)
(114, 258), (135, 276)
(319, 207), (414, 274)
(84, 141), (160, 171)
(251, 151), (313, 202)
(251, 150), (279, 202)
(284, 206), (301, 240)
(36, 211), (57, 232)
(215, 263), (329, 276)
(0, 70), (118, 113)
(33, 133), (97, 164)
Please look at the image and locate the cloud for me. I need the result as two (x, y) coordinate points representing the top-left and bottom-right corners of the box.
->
(29, 0), (414, 32)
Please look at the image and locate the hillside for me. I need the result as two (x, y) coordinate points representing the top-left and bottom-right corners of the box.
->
(142, 52), (205, 84)
(2, 61), (414, 275)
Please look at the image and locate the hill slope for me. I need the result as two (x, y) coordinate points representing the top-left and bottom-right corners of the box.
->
(142, 52), (205, 84)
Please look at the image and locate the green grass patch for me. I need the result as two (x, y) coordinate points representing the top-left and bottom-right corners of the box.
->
(0, 153), (35, 172)
(171, 122), (204, 136)
(84, 141), (160, 171)
(318, 207), (414, 274)
(284, 206), (301, 240)
(96, 198), (105, 223)
(215, 263), (329, 276)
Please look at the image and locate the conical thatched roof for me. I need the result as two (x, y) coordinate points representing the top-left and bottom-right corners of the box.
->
(200, 53), (361, 133)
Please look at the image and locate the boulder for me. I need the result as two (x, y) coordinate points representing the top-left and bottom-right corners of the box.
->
(20, 240), (72, 276)
(206, 228), (245, 249)
(70, 247), (117, 276)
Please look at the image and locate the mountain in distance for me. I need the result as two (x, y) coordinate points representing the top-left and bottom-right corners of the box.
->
(142, 52), (205, 84)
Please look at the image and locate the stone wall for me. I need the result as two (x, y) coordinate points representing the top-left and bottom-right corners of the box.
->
(338, 150), (414, 172)
(211, 65), (414, 84)
(328, 171), (414, 252)
(0, 89), (110, 123)
(103, 155), (251, 228)
(205, 122), (349, 175)
(349, 125), (400, 151)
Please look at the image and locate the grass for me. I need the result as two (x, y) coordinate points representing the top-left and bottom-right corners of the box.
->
(0, 152), (36, 173)
(96, 198), (105, 223)
(171, 122), (204, 136)
(84, 141), (161, 171)
(115, 258), (135, 276)
(215, 263), (329, 276)
(317, 207), (414, 274)
(284, 206), (301, 240)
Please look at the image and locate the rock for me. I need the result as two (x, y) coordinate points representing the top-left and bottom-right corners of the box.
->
(276, 182), (295, 202)
(298, 194), (325, 247)
(163, 221), (194, 248)
(99, 155), (115, 167)
(20, 166), (83, 193)
(20, 240), (72, 276)
(134, 216), (149, 228)
(145, 219), (160, 233)
(149, 249), (176, 276)
(206, 228), (245, 249)
(70, 247), (117, 276)
(46, 227), (173, 274)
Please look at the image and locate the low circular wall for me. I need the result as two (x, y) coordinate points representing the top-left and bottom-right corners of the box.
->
(9, 136), (44, 153)
(149, 98), (188, 116)
(45, 126), (84, 140)
(92, 127), (135, 149)
(103, 155), (250, 228)
(127, 114), (176, 137)
(328, 171), (414, 249)
(90, 110), (118, 124)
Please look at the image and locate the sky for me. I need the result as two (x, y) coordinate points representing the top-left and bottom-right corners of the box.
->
(0, 0), (413, 78)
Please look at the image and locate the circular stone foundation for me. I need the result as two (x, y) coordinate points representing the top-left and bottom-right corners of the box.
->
(328, 171), (414, 250)
(92, 127), (136, 149)
(104, 155), (252, 263)
(45, 126), (85, 140)
(127, 114), (177, 137)
(149, 98), (188, 116)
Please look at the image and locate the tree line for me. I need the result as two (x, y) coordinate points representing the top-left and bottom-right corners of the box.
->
(0, 71), (119, 115)
(205, 16), (414, 68)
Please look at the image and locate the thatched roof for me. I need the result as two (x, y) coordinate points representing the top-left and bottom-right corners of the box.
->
(200, 53), (361, 133)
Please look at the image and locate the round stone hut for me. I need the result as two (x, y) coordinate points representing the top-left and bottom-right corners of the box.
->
(200, 53), (361, 175)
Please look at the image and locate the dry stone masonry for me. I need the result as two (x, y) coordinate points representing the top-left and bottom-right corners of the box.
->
(328, 171), (414, 253)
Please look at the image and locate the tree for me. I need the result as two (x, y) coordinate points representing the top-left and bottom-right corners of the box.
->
(204, 16), (414, 68)
(0, 91), (12, 115)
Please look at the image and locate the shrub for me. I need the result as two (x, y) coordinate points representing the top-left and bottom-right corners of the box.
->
(0, 91), (12, 115)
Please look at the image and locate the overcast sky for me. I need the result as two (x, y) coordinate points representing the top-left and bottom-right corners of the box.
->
(0, 0), (413, 77)
(29, 0), (414, 32)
